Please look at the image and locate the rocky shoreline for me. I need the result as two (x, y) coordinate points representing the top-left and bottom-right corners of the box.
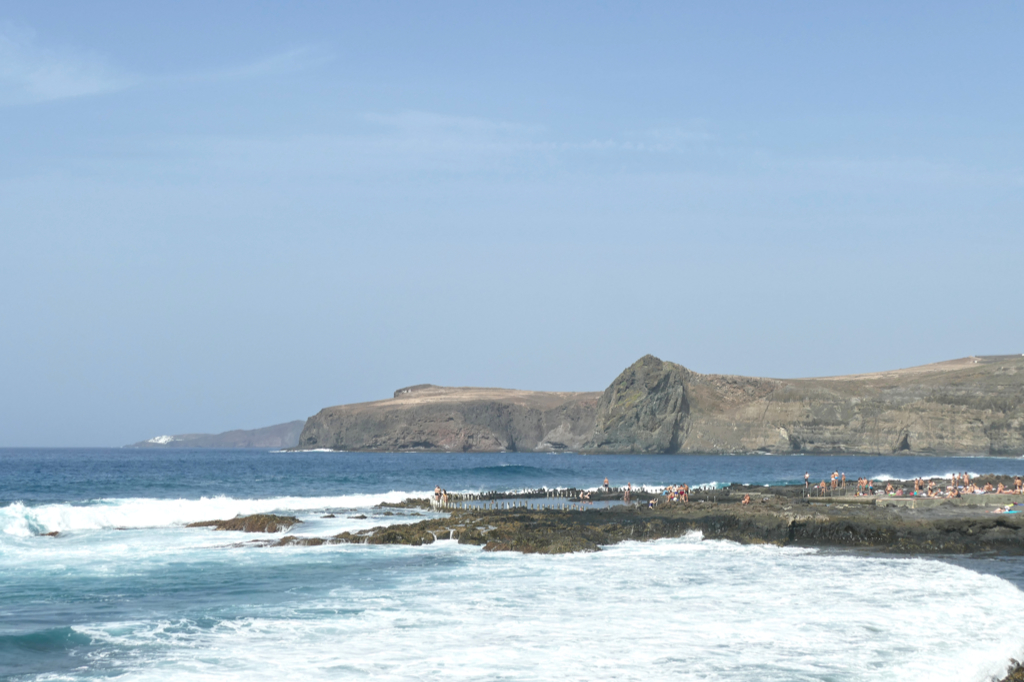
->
(190, 478), (1024, 681)
(190, 477), (1024, 556)
(286, 486), (1024, 555)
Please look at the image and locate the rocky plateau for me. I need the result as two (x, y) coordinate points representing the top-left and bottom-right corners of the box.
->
(298, 354), (1024, 455)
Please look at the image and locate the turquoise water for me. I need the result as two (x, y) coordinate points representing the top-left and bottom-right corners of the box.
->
(3, 448), (1024, 681)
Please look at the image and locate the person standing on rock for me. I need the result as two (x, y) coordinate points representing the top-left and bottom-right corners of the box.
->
(604, 477), (609, 491)
(805, 472), (810, 489)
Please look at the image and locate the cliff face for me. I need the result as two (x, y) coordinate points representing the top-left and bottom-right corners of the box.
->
(584, 355), (691, 453)
(297, 354), (1024, 455)
(298, 385), (601, 453)
(581, 354), (1024, 455)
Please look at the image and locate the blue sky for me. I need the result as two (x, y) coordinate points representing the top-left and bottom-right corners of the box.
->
(2, 2), (1022, 446)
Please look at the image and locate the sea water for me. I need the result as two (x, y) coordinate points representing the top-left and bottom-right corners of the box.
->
(3, 449), (1024, 681)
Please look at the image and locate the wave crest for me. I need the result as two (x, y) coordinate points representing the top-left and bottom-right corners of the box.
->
(0, 491), (430, 537)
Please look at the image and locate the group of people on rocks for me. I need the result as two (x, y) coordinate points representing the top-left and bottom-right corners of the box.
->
(597, 479), (692, 506)
(804, 470), (848, 496)
(883, 473), (1024, 497)
(855, 477), (874, 495)
(665, 483), (690, 503)
(931, 472), (1023, 497)
(799, 471), (1024, 499)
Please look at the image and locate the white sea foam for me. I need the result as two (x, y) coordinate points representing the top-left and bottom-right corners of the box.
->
(693, 480), (726, 490)
(65, 536), (1024, 682)
(0, 491), (431, 537)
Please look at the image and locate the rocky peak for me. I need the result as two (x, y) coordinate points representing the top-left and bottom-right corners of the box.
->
(584, 355), (692, 453)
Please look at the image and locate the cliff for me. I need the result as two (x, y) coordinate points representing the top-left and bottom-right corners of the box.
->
(297, 354), (1024, 455)
(298, 385), (601, 452)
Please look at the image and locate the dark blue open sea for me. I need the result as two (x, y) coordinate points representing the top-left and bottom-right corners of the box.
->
(3, 448), (1024, 681)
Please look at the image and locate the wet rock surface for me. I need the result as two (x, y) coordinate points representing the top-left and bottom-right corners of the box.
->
(1002, 660), (1024, 682)
(258, 482), (1024, 556)
(187, 514), (302, 533)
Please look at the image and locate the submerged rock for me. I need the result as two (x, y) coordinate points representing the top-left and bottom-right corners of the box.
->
(377, 499), (432, 510)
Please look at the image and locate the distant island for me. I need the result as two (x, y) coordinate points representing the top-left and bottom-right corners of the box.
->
(297, 354), (1024, 456)
(127, 420), (305, 449)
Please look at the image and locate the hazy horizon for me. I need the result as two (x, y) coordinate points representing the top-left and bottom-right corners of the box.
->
(3, 3), (1022, 446)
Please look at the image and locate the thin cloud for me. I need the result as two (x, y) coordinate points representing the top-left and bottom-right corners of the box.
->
(364, 111), (543, 138)
(0, 23), (135, 105)
(185, 46), (335, 82)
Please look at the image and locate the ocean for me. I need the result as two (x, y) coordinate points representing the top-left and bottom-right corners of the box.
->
(3, 448), (1024, 681)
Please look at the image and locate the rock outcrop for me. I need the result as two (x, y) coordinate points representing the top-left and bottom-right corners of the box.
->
(297, 354), (1024, 455)
(585, 355), (691, 453)
(187, 514), (301, 533)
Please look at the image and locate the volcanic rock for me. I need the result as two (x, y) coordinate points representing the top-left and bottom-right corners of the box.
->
(297, 354), (1024, 455)
(187, 514), (301, 533)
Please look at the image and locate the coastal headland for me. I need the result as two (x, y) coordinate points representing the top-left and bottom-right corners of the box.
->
(297, 354), (1024, 455)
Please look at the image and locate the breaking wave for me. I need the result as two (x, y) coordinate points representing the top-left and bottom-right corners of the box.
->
(0, 491), (431, 537)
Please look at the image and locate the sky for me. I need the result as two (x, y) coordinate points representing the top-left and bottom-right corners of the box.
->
(1, 2), (1022, 446)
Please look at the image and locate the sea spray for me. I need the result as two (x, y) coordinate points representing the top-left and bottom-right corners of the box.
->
(4, 448), (1024, 681)
(16, 535), (1022, 682)
(0, 491), (432, 537)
